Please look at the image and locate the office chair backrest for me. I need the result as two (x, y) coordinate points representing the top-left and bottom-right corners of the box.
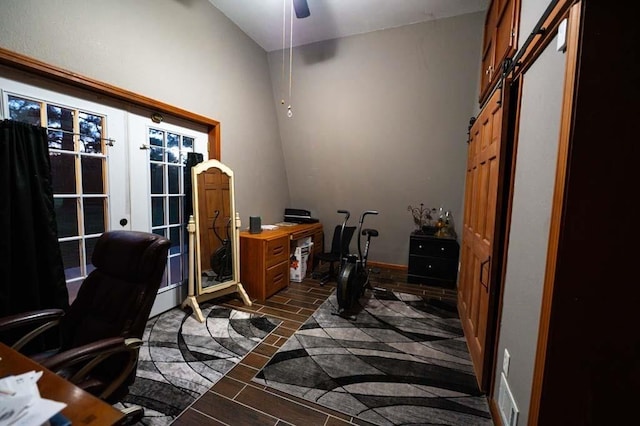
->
(330, 225), (356, 256)
(61, 230), (170, 349)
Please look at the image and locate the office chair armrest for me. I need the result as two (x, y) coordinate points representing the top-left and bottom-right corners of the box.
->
(0, 309), (64, 351)
(41, 336), (143, 401)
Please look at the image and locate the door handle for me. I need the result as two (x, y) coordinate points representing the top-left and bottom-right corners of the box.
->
(479, 256), (491, 291)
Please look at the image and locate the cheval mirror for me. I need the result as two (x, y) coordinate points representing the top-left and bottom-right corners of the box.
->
(182, 159), (251, 322)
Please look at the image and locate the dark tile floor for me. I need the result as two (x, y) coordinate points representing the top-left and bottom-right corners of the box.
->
(173, 267), (459, 426)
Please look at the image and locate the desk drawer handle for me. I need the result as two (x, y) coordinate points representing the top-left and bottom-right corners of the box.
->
(272, 246), (284, 255)
(480, 256), (491, 291)
(273, 273), (284, 283)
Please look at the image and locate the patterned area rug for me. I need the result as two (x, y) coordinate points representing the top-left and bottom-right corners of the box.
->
(253, 289), (493, 425)
(116, 303), (281, 425)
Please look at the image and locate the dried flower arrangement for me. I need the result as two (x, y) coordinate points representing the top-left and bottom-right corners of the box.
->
(407, 203), (436, 229)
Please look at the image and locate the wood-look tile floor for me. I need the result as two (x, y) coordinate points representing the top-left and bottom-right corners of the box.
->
(173, 268), (457, 426)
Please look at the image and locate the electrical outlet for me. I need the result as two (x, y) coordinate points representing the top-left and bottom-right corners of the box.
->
(503, 349), (510, 376)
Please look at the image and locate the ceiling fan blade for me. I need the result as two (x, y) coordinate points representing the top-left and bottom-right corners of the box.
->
(293, 0), (310, 18)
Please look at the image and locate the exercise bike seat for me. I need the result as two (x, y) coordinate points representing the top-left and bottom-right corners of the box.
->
(362, 229), (379, 237)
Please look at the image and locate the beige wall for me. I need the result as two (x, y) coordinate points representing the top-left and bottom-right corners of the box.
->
(0, 0), (289, 226)
(268, 13), (484, 264)
(0, 0), (484, 266)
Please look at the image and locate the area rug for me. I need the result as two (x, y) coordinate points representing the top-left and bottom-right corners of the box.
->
(116, 303), (281, 425)
(253, 289), (493, 425)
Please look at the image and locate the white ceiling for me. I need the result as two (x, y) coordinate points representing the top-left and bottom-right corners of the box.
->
(208, 0), (489, 52)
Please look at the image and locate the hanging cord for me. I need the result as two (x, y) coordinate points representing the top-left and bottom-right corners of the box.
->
(287, 0), (294, 117)
(281, 0), (286, 106)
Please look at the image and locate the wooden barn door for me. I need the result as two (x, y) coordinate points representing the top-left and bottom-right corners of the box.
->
(458, 86), (507, 390)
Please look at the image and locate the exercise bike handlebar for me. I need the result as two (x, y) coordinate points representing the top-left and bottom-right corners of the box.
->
(357, 210), (379, 262)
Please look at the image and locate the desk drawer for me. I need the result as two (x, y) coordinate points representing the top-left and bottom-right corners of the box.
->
(265, 236), (289, 268)
(265, 260), (289, 297)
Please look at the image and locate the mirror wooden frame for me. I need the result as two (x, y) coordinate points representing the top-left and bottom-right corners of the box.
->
(182, 159), (251, 322)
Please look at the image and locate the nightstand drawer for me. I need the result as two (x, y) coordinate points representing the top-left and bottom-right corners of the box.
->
(409, 237), (459, 258)
(265, 236), (289, 268)
(408, 255), (458, 281)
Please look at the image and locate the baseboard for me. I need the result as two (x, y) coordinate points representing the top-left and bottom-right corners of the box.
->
(367, 261), (407, 271)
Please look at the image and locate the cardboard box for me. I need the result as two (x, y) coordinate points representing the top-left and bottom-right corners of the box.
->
(290, 237), (313, 282)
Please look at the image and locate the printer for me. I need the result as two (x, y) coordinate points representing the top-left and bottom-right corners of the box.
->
(284, 208), (319, 224)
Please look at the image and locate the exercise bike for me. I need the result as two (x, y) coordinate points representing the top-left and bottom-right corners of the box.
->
(336, 210), (379, 314)
(209, 210), (233, 282)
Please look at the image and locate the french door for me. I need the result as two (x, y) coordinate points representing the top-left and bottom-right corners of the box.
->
(128, 110), (208, 316)
(1, 75), (207, 317)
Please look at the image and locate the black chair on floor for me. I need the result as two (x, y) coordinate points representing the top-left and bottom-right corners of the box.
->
(312, 225), (356, 285)
(0, 230), (170, 419)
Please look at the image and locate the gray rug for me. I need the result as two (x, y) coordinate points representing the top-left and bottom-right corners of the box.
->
(116, 304), (281, 425)
(253, 289), (493, 425)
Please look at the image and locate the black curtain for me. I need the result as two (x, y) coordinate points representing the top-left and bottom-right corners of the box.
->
(0, 120), (69, 317)
(184, 152), (204, 220)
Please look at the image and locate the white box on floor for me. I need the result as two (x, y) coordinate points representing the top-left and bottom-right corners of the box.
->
(290, 237), (313, 282)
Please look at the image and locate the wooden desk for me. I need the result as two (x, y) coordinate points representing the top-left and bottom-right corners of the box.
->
(240, 222), (323, 300)
(0, 342), (124, 425)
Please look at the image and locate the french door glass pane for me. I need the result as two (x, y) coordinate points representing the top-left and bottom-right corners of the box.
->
(83, 198), (106, 235)
(79, 112), (103, 154)
(55, 199), (79, 237)
(150, 164), (163, 194)
(59, 240), (81, 281)
(168, 165), (179, 193)
(81, 156), (104, 194)
(152, 197), (164, 227)
(50, 153), (76, 193)
(169, 197), (180, 224)
(8, 95), (41, 125)
(47, 104), (73, 132)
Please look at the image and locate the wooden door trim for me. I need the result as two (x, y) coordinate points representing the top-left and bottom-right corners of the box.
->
(527, 3), (580, 424)
(0, 46), (221, 159)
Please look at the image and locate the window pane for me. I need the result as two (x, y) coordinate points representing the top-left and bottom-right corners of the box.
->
(168, 165), (179, 194)
(149, 128), (164, 146)
(152, 197), (164, 227)
(167, 133), (179, 163)
(47, 129), (74, 151)
(169, 226), (181, 255)
(50, 153), (76, 194)
(60, 240), (81, 280)
(170, 256), (181, 284)
(168, 196), (180, 225)
(81, 156), (104, 194)
(150, 146), (163, 162)
(47, 104), (74, 132)
(183, 136), (194, 150)
(55, 198), (78, 237)
(153, 228), (166, 238)
(150, 163), (164, 194)
(79, 112), (103, 154)
(84, 198), (105, 234)
(86, 237), (99, 272)
(8, 95), (41, 126)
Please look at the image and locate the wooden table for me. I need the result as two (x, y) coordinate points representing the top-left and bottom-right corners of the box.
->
(0, 342), (124, 425)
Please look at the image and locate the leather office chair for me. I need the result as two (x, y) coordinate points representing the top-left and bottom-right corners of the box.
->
(0, 230), (170, 407)
(312, 225), (356, 285)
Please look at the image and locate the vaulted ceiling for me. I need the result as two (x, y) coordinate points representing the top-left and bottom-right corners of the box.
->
(208, 0), (489, 52)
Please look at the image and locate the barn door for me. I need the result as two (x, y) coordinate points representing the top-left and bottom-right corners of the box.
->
(458, 86), (507, 390)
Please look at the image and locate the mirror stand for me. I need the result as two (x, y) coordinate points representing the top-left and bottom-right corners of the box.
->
(182, 214), (252, 322)
(181, 159), (252, 323)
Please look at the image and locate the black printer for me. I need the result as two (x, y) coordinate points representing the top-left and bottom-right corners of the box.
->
(284, 208), (319, 224)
